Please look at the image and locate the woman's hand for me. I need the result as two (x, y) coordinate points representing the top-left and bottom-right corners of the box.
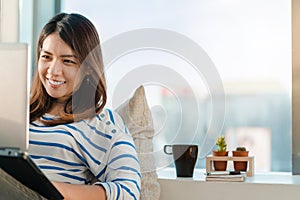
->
(52, 181), (106, 200)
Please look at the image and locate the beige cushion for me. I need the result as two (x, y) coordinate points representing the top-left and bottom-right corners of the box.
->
(115, 85), (160, 200)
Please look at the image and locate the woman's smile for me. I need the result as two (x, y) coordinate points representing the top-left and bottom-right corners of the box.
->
(47, 78), (66, 87)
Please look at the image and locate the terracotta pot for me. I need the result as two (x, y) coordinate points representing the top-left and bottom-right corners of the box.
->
(232, 151), (249, 171)
(212, 150), (228, 171)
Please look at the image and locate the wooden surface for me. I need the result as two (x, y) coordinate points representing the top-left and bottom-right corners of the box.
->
(206, 155), (254, 176)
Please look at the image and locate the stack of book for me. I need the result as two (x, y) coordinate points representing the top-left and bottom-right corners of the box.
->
(205, 171), (246, 182)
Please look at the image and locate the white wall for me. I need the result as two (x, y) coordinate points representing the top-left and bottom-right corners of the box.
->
(0, 0), (19, 42)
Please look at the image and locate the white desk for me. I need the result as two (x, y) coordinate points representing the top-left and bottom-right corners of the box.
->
(157, 168), (300, 200)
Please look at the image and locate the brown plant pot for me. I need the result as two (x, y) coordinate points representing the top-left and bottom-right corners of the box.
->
(232, 151), (249, 171)
(212, 150), (228, 171)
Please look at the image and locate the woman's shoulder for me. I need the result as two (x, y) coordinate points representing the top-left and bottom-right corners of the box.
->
(30, 109), (130, 140)
(90, 108), (123, 126)
(96, 108), (119, 124)
(87, 108), (128, 136)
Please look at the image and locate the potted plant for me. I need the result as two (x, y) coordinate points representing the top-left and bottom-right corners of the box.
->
(212, 136), (228, 171)
(232, 147), (249, 172)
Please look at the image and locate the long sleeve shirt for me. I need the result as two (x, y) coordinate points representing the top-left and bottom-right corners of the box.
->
(29, 108), (141, 200)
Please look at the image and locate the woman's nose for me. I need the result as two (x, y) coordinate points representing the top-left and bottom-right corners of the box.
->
(47, 60), (62, 75)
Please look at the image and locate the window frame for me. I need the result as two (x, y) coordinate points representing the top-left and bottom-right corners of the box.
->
(292, 0), (300, 175)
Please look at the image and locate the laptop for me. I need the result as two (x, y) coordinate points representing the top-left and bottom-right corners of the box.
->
(0, 43), (63, 199)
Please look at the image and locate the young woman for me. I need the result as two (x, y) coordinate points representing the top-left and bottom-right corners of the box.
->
(28, 13), (141, 199)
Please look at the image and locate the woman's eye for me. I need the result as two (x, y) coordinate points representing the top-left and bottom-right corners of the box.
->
(41, 55), (50, 60)
(63, 59), (77, 65)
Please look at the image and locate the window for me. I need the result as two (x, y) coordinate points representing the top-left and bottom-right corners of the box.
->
(19, 0), (60, 80)
(22, 0), (291, 172)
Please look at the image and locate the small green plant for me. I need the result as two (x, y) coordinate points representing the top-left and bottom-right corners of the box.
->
(216, 136), (227, 152)
(236, 147), (246, 151)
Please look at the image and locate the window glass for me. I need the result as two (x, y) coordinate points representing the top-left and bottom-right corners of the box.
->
(60, 0), (291, 172)
(19, 0), (58, 80)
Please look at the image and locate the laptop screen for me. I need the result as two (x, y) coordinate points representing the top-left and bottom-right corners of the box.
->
(0, 43), (29, 152)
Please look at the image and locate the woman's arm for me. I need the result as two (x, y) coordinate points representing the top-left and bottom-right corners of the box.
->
(52, 181), (106, 200)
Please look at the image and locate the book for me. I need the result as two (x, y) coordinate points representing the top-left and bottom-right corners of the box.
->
(205, 171), (245, 182)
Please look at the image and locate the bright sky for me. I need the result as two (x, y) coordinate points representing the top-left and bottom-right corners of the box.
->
(61, 0), (291, 91)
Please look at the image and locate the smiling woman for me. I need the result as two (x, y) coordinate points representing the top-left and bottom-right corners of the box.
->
(30, 12), (107, 126)
(17, 12), (141, 200)
(28, 13), (141, 199)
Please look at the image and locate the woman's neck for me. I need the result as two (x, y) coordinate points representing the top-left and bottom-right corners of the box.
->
(48, 101), (65, 116)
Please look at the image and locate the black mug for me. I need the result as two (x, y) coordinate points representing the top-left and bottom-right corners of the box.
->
(164, 144), (198, 177)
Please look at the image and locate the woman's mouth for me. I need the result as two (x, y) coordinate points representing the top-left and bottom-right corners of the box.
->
(48, 79), (66, 86)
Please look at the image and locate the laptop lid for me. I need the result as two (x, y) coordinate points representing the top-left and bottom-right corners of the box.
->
(0, 43), (29, 152)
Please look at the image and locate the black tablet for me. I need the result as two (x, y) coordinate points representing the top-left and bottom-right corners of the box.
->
(0, 148), (64, 200)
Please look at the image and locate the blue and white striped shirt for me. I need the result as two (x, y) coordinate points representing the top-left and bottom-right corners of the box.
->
(29, 108), (141, 200)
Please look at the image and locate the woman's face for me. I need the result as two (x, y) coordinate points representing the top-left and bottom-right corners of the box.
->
(38, 33), (80, 102)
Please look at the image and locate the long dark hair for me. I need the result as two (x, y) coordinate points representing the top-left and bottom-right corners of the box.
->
(30, 13), (107, 125)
